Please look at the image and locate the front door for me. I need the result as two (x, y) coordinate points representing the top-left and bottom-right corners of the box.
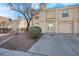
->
(47, 21), (55, 33)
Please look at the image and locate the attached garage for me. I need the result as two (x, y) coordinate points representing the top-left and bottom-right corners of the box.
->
(58, 21), (73, 33)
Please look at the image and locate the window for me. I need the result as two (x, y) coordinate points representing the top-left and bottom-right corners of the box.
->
(35, 16), (39, 19)
(62, 9), (69, 17)
(48, 23), (53, 31)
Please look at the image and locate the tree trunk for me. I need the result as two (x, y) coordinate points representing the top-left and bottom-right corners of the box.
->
(26, 21), (30, 32)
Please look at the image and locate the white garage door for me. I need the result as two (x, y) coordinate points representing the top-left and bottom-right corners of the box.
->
(58, 22), (72, 33)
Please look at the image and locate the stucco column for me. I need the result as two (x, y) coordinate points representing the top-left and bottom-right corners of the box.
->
(55, 20), (58, 33)
(74, 19), (78, 34)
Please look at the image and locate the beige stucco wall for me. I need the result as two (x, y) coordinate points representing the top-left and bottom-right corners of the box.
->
(56, 8), (74, 21)
(33, 11), (47, 33)
(46, 10), (56, 19)
(18, 20), (27, 28)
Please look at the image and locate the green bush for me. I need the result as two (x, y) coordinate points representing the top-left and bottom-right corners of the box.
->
(29, 26), (42, 39)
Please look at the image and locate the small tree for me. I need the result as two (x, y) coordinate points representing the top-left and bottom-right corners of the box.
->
(7, 3), (39, 32)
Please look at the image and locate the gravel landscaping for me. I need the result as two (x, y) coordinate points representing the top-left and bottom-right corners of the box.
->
(0, 33), (41, 51)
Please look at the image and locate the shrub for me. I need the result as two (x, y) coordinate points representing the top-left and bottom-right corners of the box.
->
(29, 26), (42, 39)
(33, 26), (41, 33)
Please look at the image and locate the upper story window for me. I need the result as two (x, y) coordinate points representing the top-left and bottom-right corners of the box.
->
(35, 16), (39, 19)
(62, 9), (69, 17)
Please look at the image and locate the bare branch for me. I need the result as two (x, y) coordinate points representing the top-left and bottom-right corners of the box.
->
(7, 3), (40, 31)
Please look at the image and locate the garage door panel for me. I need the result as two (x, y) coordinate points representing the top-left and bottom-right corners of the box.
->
(58, 22), (72, 33)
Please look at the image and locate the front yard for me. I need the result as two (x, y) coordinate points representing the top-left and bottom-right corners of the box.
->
(0, 33), (41, 51)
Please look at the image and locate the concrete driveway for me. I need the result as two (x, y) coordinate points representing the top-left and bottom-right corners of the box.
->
(28, 33), (79, 56)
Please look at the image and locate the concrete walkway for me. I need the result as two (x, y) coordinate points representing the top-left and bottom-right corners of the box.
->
(0, 48), (42, 56)
(0, 33), (79, 56)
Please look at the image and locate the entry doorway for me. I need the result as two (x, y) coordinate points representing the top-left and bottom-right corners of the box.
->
(47, 21), (55, 33)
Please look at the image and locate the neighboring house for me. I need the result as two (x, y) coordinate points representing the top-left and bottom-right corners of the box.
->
(10, 19), (33, 33)
(11, 19), (27, 32)
(0, 16), (12, 33)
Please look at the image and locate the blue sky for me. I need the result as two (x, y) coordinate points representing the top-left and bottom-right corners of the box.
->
(0, 3), (78, 20)
(0, 4), (18, 19)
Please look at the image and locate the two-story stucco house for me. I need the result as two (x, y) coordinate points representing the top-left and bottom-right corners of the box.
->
(31, 4), (79, 34)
